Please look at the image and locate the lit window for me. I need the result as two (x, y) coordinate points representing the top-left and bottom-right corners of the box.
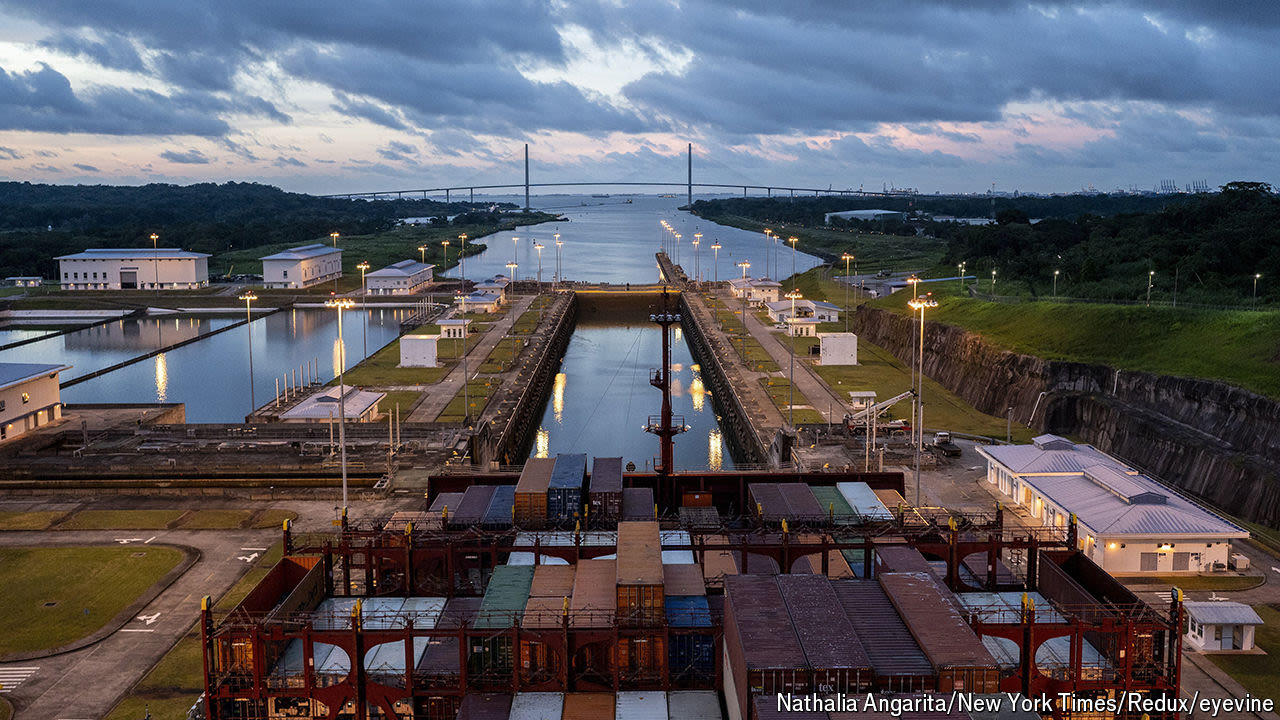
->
(21, 393), (30, 404)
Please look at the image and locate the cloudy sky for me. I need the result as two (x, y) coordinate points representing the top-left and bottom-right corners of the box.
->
(0, 1), (1275, 196)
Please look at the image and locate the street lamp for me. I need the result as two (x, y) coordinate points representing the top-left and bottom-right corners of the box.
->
(841, 252), (854, 331)
(554, 232), (562, 285)
(711, 241), (722, 284)
(439, 241), (448, 267)
(906, 274), (921, 446)
(692, 235), (701, 284)
(763, 229), (773, 278)
(990, 268), (997, 295)
(148, 232), (160, 301)
(1147, 270), (1154, 307)
(506, 261), (518, 285)
(787, 236), (798, 286)
(357, 261), (370, 357)
(907, 292), (938, 506)
(674, 233), (681, 265)
(1053, 269), (1060, 300)
(736, 260), (751, 359)
(419, 245), (428, 264)
(785, 289), (803, 428)
(737, 259), (750, 280)
(324, 297), (356, 515)
(457, 233), (468, 307)
(958, 262), (966, 293)
(240, 292), (257, 415)
(329, 232), (340, 292)
(511, 236), (519, 265)
(1254, 273), (1262, 302)
(534, 243), (544, 292)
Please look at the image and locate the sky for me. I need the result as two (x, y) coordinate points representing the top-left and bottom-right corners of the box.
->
(0, 1), (1276, 197)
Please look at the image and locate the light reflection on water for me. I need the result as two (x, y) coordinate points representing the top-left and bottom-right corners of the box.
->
(154, 353), (168, 403)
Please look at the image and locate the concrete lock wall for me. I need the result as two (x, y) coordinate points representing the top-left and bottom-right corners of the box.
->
(852, 305), (1280, 528)
(400, 335), (439, 367)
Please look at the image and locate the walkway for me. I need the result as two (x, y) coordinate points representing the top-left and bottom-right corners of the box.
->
(407, 294), (537, 423)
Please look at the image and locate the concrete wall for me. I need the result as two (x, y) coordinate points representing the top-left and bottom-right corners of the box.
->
(854, 305), (1280, 527)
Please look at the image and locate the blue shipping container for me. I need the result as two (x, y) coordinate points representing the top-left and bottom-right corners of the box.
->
(482, 485), (516, 527)
(667, 595), (714, 682)
(548, 453), (587, 521)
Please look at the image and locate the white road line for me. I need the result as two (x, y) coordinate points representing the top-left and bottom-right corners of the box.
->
(119, 628), (154, 633)
(241, 547), (268, 551)
(0, 665), (37, 692)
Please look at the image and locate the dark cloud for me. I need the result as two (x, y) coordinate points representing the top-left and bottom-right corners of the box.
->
(160, 148), (211, 164)
(376, 141), (418, 162)
(274, 155), (306, 167)
(332, 92), (408, 131)
(0, 146), (21, 159)
(38, 30), (145, 72)
(72, 162), (99, 171)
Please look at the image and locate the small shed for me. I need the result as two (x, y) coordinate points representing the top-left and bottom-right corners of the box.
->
(438, 318), (471, 339)
(818, 332), (857, 365)
(786, 317), (820, 337)
(1185, 601), (1264, 652)
(399, 334), (439, 367)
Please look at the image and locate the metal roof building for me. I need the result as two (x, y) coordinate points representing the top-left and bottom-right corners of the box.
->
(978, 435), (1247, 574)
(56, 248), (210, 290)
(0, 362), (71, 442)
(1184, 600), (1264, 653)
(366, 259), (434, 295)
(260, 243), (342, 289)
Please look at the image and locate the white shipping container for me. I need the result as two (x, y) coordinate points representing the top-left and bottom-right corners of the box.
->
(617, 691), (668, 720)
(509, 692), (566, 720)
(667, 691), (722, 720)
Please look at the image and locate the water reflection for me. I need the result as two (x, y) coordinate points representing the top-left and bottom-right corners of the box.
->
(552, 372), (566, 423)
(708, 429), (724, 471)
(154, 353), (168, 402)
(534, 427), (550, 458)
(690, 374), (706, 413)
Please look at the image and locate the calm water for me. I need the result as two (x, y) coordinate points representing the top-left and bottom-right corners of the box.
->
(56, 308), (405, 422)
(444, 194), (823, 284)
(530, 313), (735, 471)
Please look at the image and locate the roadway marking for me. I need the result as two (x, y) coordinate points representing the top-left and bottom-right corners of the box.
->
(1153, 591), (1173, 602)
(1272, 566), (1280, 574)
(144, 536), (156, 544)
(0, 666), (38, 692)
(137, 612), (161, 625)
(119, 629), (154, 633)
(237, 552), (260, 563)
(240, 547), (268, 551)
(114, 538), (144, 544)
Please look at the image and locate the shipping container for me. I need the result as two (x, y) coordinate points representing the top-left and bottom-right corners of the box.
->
(840, 548), (872, 578)
(667, 691), (722, 720)
(723, 575), (810, 720)
(830, 579), (935, 691)
(837, 481), (894, 521)
(617, 691), (669, 720)
(515, 458), (556, 524)
(590, 456), (625, 520)
(617, 521), (665, 627)
(456, 693), (513, 720)
(481, 485), (516, 528)
(663, 563), (706, 596)
(681, 491), (714, 507)
(877, 572), (999, 692)
(570, 559), (618, 628)
(562, 693), (616, 720)
(549, 453), (588, 521)
(520, 596), (567, 683)
(416, 597), (480, 685)
(471, 565), (536, 676)
(792, 549), (854, 578)
(451, 485), (498, 528)
(778, 483), (825, 522)
(875, 545), (935, 575)
(509, 692), (565, 720)
(622, 487), (656, 520)
(776, 574), (872, 694)
(747, 483), (787, 522)
(428, 491), (464, 516)
(660, 529), (697, 565)
(667, 595), (715, 684)
(618, 635), (666, 681)
(383, 511), (436, 532)
(530, 564), (577, 599)
(809, 485), (856, 524)
(754, 694), (829, 720)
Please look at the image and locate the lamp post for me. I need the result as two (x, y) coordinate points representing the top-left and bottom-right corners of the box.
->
(958, 261), (966, 293)
(907, 292), (938, 505)
(419, 245), (428, 264)
(674, 233), (681, 266)
(738, 259), (750, 280)
(506, 261), (518, 285)
(841, 252), (854, 331)
(990, 268), (997, 295)
(325, 297), (355, 515)
(1146, 270), (1154, 307)
(357, 261), (370, 357)
(737, 260), (750, 359)
(788, 236), (798, 286)
(554, 232), (562, 285)
(763, 229), (773, 278)
(439, 241), (448, 267)
(1053, 269), (1060, 299)
(711, 241), (721, 284)
(240, 292), (257, 415)
(148, 232), (160, 301)
(785, 289), (803, 428)
(330, 232), (340, 292)
(457, 233), (468, 310)
(1254, 273), (1261, 302)
(906, 274), (921, 447)
(534, 243), (544, 292)
(692, 235), (701, 284)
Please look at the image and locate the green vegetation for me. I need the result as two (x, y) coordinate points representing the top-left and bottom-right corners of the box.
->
(55, 509), (187, 530)
(177, 509), (254, 530)
(248, 509), (298, 530)
(104, 542), (284, 720)
(867, 292), (1280, 399)
(0, 546), (183, 655)
(336, 338), (451, 386)
(1209, 604), (1280, 699)
(380, 390), (424, 414)
(758, 377), (825, 425)
(706, 296), (780, 372)
(814, 340), (1037, 442)
(0, 511), (63, 530)
(436, 378), (501, 422)
(1125, 575), (1264, 591)
(479, 337), (525, 373)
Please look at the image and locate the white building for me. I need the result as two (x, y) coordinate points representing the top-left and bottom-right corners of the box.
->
(366, 259), (434, 296)
(3, 276), (41, 287)
(765, 299), (841, 323)
(56, 248), (210, 290)
(438, 319), (471, 339)
(278, 385), (384, 423)
(818, 332), (858, 364)
(260, 244), (343, 289)
(0, 362), (70, 441)
(1184, 601), (1264, 653)
(728, 277), (782, 305)
(978, 435), (1248, 574)
(786, 317), (820, 337)
(399, 334), (439, 368)
(473, 275), (511, 303)
(454, 292), (502, 314)
(823, 209), (905, 224)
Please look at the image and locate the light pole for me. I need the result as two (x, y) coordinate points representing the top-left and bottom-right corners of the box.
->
(763, 229), (773, 278)
(842, 252), (854, 331)
(240, 292), (257, 415)
(711, 241), (721, 284)
(736, 261), (750, 359)
(534, 243), (544, 293)
(554, 232), (562, 285)
(907, 292), (938, 506)
(1146, 270), (1154, 307)
(1053, 269), (1059, 299)
(357, 261), (370, 357)
(325, 297), (355, 515)
(506, 261), (518, 285)
(330, 232), (340, 292)
(439, 241), (448, 267)
(148, 232), (160, 301)
(785, 289), (803, 428)
(419, 245), (428, 264)
(674, 233), (681, 266)
(990, 268), (997, 296)
(1254, 273), (1261, 302)
(457, 233), (468, 310)
(788, 236), (798, 286)
(692, 236), (701, 284)
(738, 259), (750, 280)
(958, 262), (966, 293)
(906, 274), (921, 448)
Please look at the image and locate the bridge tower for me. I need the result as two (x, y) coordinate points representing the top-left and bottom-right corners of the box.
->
(646, 288), (687, 489)
(687, 143), (693, 207)
(524, 143), (531, 211)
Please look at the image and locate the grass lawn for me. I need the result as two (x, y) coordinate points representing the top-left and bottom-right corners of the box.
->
(478, 338), (524, 373)
(1209, 604), (1280, 699)
(700, 215), (947, 275)
(710, 298), (781, 372)
(248, 509), (298, 529)
(0, 546), (183, 655)
(0, 511), (63, 530)
(758, 377), (826, 425)
(334, 338), (451, 386)
(866, 290), (1280, 399)
(176, 509), (254, 530)
(436, 379), (501, 422)
(511, 308), (544, 335)
(814, 339), (1038, 442)
(380, 390), (424, 414)
(54, 509), (187, 530)
(1123, 575), (1265, 591)
(104, 542), (284, 720)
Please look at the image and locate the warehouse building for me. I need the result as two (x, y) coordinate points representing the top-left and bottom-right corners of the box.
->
(56, 248), (210, 290)
(727, 277), (782, 305)
(0, 362), (70, 441)
(978, 435), (1248, 574)
(260, 243), (343, 289)
(366, 259), (434, 295)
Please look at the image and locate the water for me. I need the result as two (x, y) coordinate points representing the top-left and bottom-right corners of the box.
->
(0, 327), (60, 347)
(57, 308), (405, 422)
(530, 311), (734, 471)
(443, 194), (824, 285)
